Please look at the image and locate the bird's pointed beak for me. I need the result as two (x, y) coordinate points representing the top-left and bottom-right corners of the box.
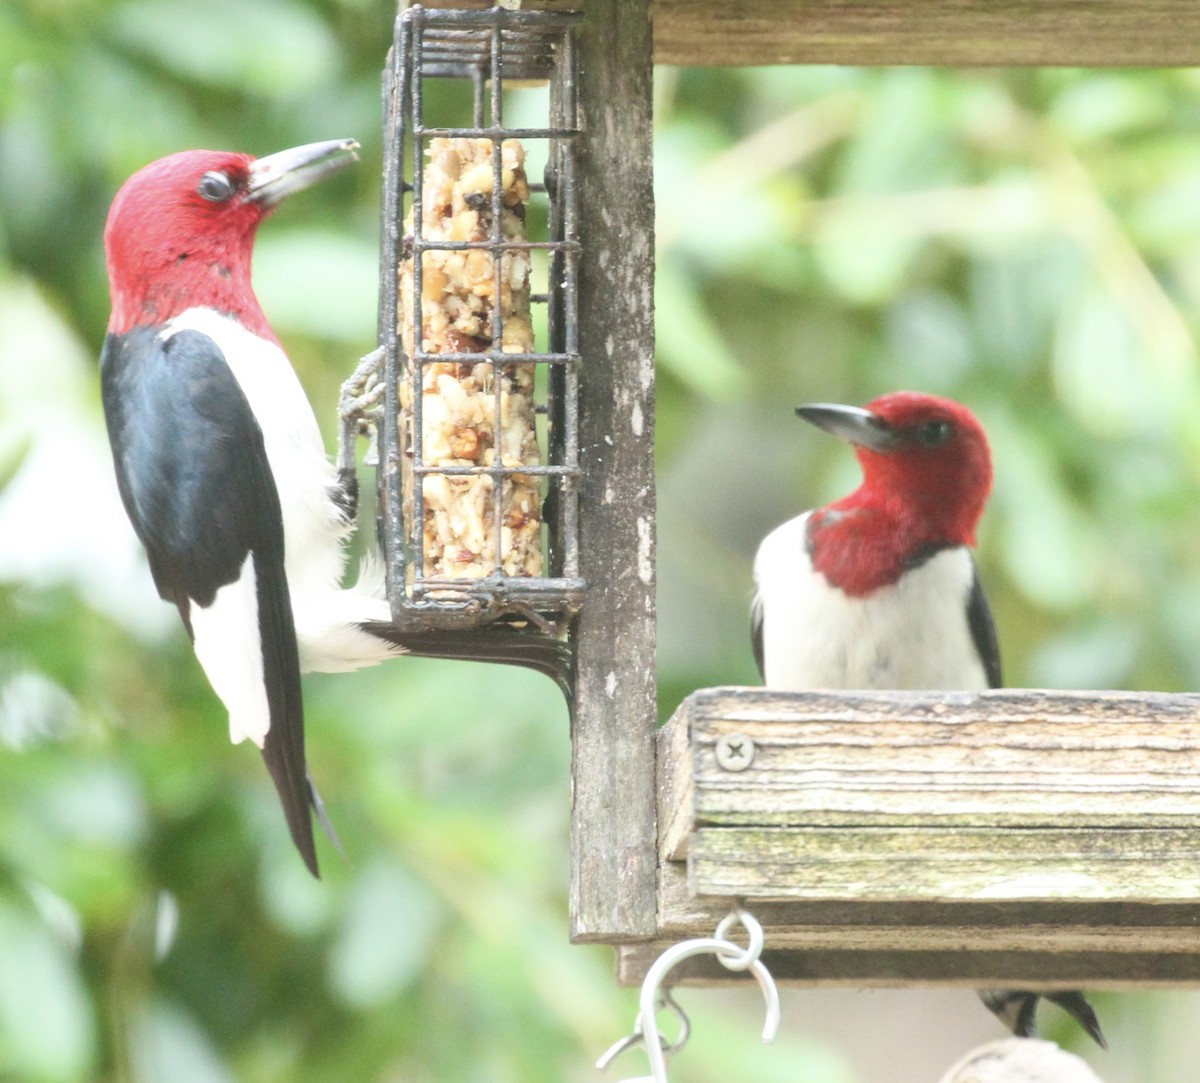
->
(246, 138), (360, 208)
(795, 403), (901, 453)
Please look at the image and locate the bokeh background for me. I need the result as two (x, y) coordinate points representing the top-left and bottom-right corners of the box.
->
(3, 2), (1200, 1080)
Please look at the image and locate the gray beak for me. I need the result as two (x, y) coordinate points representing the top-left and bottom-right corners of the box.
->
(246, 138), (360, 207)
(795, 403), (901, 453)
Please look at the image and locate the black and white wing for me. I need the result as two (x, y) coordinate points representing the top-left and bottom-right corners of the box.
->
(100, 326), (319, 875)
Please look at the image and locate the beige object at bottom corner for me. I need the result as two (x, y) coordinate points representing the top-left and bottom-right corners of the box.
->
(939, 1038), (1105, 1083)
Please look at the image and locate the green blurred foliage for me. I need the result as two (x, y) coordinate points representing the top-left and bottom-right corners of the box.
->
(2, 1), (1200, 1080)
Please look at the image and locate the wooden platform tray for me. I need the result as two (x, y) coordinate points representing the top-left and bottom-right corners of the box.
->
(619, 688), (1200, 987)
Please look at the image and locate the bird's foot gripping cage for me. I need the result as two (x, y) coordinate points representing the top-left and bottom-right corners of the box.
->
(374, 5), (583, 638)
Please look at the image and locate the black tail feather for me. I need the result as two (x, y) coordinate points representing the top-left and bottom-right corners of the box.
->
(256, 551), (320, 878)
(1046, 991), (1107, 1049)
(260, 729), (318, 877)
(979, 989), (1106, 1049)
(360, 622), (574, 705)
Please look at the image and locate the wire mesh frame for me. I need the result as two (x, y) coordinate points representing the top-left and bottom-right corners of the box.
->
(378, 6), (583, 632)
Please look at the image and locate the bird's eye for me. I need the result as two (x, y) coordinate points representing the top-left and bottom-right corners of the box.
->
(197, 171), (236, 203)
(915, 419), (954, 447)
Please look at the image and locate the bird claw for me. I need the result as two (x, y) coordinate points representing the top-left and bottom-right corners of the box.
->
(336, 347), (386, 515)
(342, 346), (385, 406)
(339, 347), (386, 433)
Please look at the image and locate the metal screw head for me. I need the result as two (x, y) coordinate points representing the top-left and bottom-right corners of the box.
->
(714, 733), (755, 772)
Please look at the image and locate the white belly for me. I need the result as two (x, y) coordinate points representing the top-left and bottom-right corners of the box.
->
(753, 512), (988, 691)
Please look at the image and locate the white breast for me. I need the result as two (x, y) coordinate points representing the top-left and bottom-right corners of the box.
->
(753, 511), (988, 691)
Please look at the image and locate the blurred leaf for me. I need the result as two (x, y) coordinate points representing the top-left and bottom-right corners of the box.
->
(1052, 285), (1161, 438)
(992, 418), (1103, 611)
(0, 434), (28, 495)
(36, 763), (147, 848)
(1048, 74), (1168, 142)
(1133, 161), (1200, 250)
(110, 0), (340, 98)
(0, 899), (95, 1083)
(656, 117), (810, 267)
(1028, 621), (1141, 689)
(253, 230), (378, 341)
(966, 241), (1081, 373)
(835, 69), (959, 195)
(884, 290), (973, 380)
(129, 999), (235, 1083)
(811, 205), (922, 303)
(655, 259), (745, 400)
(256, 843), (338, 938)
(327, 857), (441, 1008)
(0, 667), (80, 749)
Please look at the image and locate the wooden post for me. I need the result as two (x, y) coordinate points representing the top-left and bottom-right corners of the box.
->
(569, 0), (657, 942)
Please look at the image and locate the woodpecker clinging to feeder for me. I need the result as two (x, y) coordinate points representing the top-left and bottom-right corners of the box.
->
(100, 142), (568, 877)
(750, 391), (1105, 1049)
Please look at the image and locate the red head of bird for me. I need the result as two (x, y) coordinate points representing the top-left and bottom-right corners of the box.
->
(797, 391), (993, 596)
(104, 139), (358, 342)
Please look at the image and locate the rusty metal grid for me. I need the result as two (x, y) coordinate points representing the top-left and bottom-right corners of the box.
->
(378, 5), (583, 633)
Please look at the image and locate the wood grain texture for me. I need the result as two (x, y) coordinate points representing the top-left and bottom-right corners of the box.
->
(656, 690), (693, 862)
(433, 1), (1200, 66)
(643, 688), (1200, 983)
(615, 943), (1200, 988)
(678, 687), (1200, 828)
(569, 0), (658, 943)
(690, 826), (1200, 902)
(655, 860), (1200, 953)
(651, 0), (1200, 66)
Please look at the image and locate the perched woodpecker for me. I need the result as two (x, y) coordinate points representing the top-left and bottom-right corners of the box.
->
(751, 391), (1104, 1049)
(100, 142), (567, 877)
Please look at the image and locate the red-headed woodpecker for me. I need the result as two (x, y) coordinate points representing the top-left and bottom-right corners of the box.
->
(751, 392), (1105, 1049)
(100, 142), (567, 877)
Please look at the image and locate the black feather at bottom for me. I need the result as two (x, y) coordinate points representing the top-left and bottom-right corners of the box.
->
(979, 988), (1107, 1049)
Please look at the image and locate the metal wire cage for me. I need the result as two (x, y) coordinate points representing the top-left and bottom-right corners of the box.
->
(377, 5), (583, 634)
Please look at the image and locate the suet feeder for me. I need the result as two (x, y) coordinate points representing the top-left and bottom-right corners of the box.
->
(377, 5), (583, 635)
(358, 0), (1200, 995)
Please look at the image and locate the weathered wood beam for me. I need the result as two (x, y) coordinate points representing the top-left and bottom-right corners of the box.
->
(569, 0), (658, 943)
(662, 687), (1200, 860)
(434, 1), (1200, 67)
(691, 825), (1200, 902)
(657, 861), (1200, 944)
(637, 688), (1200, 984)
(652, 0), (1200, 67)
(615, 944), (1200, 987)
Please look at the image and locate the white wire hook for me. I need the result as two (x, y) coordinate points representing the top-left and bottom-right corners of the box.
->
(598, 906), (780, 1083)
(595, 987), (691, 1073)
